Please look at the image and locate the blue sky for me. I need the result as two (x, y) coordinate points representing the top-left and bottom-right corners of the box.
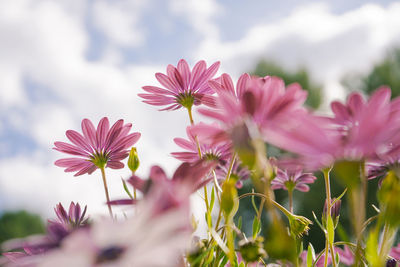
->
(1, 0), (400, 217)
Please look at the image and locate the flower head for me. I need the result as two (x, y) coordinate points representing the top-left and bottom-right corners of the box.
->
(271, 169), (317, 192)
(171, 123), (232, 163)
(54, 117), (140, 176)
(2, 202), (89, 266)
(39, 199), (192, 267)
(110, 160), (217, 215)
(139, 59), (220, 111)
(198, 73), (308, 143)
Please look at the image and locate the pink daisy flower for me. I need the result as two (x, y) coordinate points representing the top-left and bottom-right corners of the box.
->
(54, 117), (141, 176)
(271, 169), (317, 192)
(329, 87), (398, 159)
(171, 123), (232, 163)
(139, 59), (220, 111)
(265, 87), (400, 169)
(197, 73), (308, 145)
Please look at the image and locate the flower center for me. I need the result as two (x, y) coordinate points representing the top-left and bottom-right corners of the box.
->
(96, 246), (125, 264)
(177, 92), (195, 109)
(90, 151), (109, 168)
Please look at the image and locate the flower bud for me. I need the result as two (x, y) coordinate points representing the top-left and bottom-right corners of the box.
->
(288, 214), (313, 238)
(127, 147), (140, 173)
(238, 236), (267, 263)
(323, 198), (341, 227)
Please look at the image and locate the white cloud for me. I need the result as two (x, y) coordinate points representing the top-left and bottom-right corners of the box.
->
(195, 2), (400, 104)
(0, 0), (187, 216)
(92, 0), (146, 48)
(169, 0), (222, 39)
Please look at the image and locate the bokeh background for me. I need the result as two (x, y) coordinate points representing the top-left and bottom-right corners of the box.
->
(1, 0), (400, 249)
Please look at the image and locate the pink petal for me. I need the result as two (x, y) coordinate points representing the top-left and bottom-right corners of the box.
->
(96, 117), (110, 152)
(81, 119), (97, 148)
(66, 130), (93, 153)
(53, 142), (89, 157)
(155, 72), (177, 92)
(107, 161), (124, 169)
(190, 60), (207, 90)
(142, 86), (175, 95)
(177, 59), (191, 91)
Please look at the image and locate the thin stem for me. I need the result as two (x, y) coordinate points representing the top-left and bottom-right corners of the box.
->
(323, 168), (332, 267)
(100, 167), (113, 218)
(288, 189), (294, 213)
(354, 161), (367, 266)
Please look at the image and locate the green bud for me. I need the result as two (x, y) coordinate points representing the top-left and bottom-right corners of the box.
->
(221, 179), (239, 219)
(288, 214), (313, 238)
(238, 236), (267, 263)
(127, 147), (140, 173)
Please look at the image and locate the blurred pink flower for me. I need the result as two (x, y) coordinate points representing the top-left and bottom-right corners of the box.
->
(271, 169), (317, 192)
(54, 117), (140, 176)
(139, 59), (220, 110)
(39, 199), (191, 267)
(301, 246), (354, 267)
(330, 87), (398, 159)
(110, 160), (217, 215)
(198, 73), (308, 143)
(2, 202), (89, 266)
(266, 87), (400, 169)
(171, 123), (232, 163)
(390, 243), (400, 261)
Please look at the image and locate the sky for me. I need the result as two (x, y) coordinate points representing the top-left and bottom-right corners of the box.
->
(1, 0), (400, 218)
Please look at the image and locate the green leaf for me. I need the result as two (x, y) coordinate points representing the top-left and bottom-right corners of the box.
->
(252, 216), (261, 239)
(332, 188), (348, 206)
(210, 186), (215, 212)
(327, 215), (335, 245)
(206, 212), (212, 228)
(312, 211), (326, 233)
(307, 243), (316, 267)
(121, 178), (133, 199)
(237, 216), (243, 230)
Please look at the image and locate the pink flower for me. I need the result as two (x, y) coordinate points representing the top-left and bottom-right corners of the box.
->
(139, 59), (220, 111)
(330, 87), (398, 159)
(271, 169), (317, 192)
(265, 87), (400, 169)
(2, 202), (89, 266)
(110, 160), (217, 215)
(198, 73), (308, 140)
(171, 123), (232, 163)
(39, 199), (192, 267)
(54, 117), (141, 176)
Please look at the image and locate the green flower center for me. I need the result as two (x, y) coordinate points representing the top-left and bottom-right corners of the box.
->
(90, 152), (109, 169)
(177, 92), (195, 109)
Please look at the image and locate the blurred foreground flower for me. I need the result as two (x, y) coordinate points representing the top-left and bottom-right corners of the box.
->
(2, 202), (89, 266)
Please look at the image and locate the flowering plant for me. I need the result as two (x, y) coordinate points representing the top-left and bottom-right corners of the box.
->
(2, 59), (400, 267)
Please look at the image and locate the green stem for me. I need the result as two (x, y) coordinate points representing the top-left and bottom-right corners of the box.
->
(100, 167), (113, 218)
(354, 161), (367, 266)
(288, 189), (294, 213)
(323, 168), (335, 267)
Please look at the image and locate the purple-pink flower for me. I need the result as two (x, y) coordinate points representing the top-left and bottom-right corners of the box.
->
(271, 169), (317, 192)
(139, 59), (220, 111)
(197, 73), (308, 146)
(110, 160), (217, 215)
(2, 202), (89, 266)
(54, 117), (141, 176)
(171, 123), (232, 163)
